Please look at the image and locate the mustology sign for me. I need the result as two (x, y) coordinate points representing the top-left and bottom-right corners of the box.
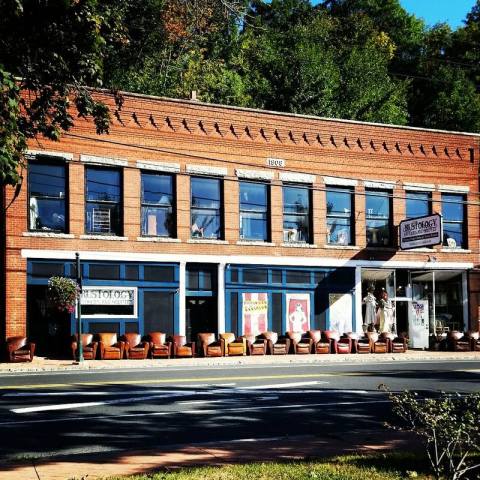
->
(399, 214), (442, 250)
(80, 287), (137, 318)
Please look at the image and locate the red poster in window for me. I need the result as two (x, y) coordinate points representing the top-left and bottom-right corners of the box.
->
(242, 292), (268, 336)
(286, 293), (310, 332)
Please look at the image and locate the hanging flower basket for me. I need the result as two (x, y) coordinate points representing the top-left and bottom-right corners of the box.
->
(47, 276), (80, 314)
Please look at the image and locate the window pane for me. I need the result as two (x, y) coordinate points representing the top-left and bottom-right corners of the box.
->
(240, 183), (267, 212)
(29, 163), (65, 197)
(191, 211), (221, 239)
(366, 219), (390, 246)
(86, 168), (121, 203)
(286, 270), (311, 284)
(240, 211), (267, 241)
(142, 206), (173, 236)
(31, 262), (64, 277)
(142, 173), (173, 205)
(442, 194), (463, 221)
(144, 266), (175, 282)
(406, 192), (430, 219)
(327, 218), (351, 245)
(243, 269), (268, 283)
(86, 203), (121, 234)
(283, 186), (309, 214)
(125, 265), (139, 281)
(283, 214), (309, 242)
(366, 191), (390, 219)
(443, 222), (464, 248)
(89, 264), (120, 280)
(326, 189), (351, 216)
(191, 178), (220, 208)
(30, 198), (66, 231)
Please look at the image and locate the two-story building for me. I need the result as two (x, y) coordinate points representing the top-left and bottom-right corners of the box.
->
(2, 90), (479, 356)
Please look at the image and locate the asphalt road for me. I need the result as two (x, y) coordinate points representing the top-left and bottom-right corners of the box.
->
(0, 360), (479, 463)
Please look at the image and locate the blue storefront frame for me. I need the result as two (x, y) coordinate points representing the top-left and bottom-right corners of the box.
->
(27, 259), (180, 336)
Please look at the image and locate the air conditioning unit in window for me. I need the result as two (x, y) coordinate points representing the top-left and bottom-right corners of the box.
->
(92, 208), (111, 233)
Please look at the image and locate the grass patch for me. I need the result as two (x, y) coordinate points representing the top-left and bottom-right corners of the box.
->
(104, 452), (434, 480)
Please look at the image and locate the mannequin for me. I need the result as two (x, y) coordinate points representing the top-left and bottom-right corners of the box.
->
(378, 290), (395, 333)
(363, 287), (377, 330)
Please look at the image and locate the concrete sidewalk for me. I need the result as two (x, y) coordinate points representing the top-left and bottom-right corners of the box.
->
(0, 429), (419, 480)
(0, 350), (479, 373)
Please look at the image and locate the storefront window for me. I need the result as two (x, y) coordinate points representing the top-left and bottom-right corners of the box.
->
(442, 194), (465, 248)
(366, 190), (391, 246)
(141, 172), (174, 237)
(191, 177), (222, 239)
(283, 185), (310, 243)
(240, 182), (269, 241)
(28, 161), (66, 232)
(406, 191), (431, 219)
(85, 167), (122, 235)
(326, 187), (353, 245)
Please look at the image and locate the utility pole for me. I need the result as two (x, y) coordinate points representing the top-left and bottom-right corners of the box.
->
(75, 252), (84, 363)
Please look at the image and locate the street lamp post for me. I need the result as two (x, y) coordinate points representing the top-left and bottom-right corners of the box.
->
(75, 252), (84, 363)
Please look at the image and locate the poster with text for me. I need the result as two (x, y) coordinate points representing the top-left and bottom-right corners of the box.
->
(242, 292), (268, 335)
(286, 293), (310, 332)
(328, 293), (352, 334)
(408, 300), (430, 349)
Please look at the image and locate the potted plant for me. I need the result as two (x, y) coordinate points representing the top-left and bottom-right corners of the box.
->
(47, 276), (80, 314)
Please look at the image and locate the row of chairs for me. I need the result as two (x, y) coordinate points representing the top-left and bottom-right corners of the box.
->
(447, 331), (480, 352)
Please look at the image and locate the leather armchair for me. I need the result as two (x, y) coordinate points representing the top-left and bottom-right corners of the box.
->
(259, 331), (290, 355)
(171, 335), (195, 358)
(122, 333), (149, 359)
(308, 330), (330, 354)
(466, 331), (480, 351)
(220, 333), (247, 356)
(323, 330), (351, 354)
(448, 331), (471, 351)
(147, 332), (172, 359)
(357, 333), (374, 354)
(343, 332), (360, 353)
(198, 333), (224, 357)
(286, 331), (313, 354)
(243, 334), (267, 355)
(380, 332), (408, 353)
(6, 336), (35, 362)
(98, 333), (125, 360)
(71, 334), (98, 360)
(366, 332), (388, 353)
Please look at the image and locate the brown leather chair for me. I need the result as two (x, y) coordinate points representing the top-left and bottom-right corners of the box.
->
(466, 331), (480, 351)
(343, 332), (360, 353)
(286, 331), (313, 354)
(71, 334), (98, 360)
(6, 336), (35, 362)
(369, 332), (388, 353)
(122, 333), (149, 359)
(171, 335), (195, 358)
(98, 333), (125, 360)
(308, 330), (329, 354)
(448, 331), (471, 352)
(220, 333), (247, 356)
(357, 333), (374, 354)
(259, 331), (290, 355)
(198, 333), (224, 357)
(147, 332), (172, 359)
(380, 332), (408, 353)
(323, 330), (351, 354)
(243, 334), (267, 355)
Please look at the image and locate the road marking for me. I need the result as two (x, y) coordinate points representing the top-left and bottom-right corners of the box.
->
(239, 381), (326, 389)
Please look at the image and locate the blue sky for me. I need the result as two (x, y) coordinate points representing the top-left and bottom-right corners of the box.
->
(400, 0), (476, 29)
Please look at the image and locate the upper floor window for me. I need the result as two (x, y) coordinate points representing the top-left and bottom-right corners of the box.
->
(141, 172), (175, 237)
(191, 177), (222, 239)
(28, 161), (66, 232)
(240, 182), (269, 241)
(326, 187), (353, 245)
(442, 194), (465, 249)
(366, 190), (391, 246)
(406, 191), (431, 219)
(85, 167), (122, 235)
(283, 184), (311, 243)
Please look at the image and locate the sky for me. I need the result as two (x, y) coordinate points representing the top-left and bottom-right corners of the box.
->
(400, 0), (476, 29)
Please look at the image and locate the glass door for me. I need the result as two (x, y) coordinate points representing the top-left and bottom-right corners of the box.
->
(410, 271), (434, 348)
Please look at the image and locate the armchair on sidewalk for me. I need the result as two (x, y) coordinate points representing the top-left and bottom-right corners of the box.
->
(286, 331), (313, 354)
(198, 333), (224, 357)
(380, 332), (408, 353)
(5, 336), (35, 362)
(147, 332), (172, 359)
(98, 333), (125, 360)
(343, 332), (360, 354)
(447, 331), (471, 352)
(243, 334), (267, 355)
(308, 330), (330, 354)
(259, 332), (290, 355)
(71, 334), (98, 360)
(323, 330), (351, 354)
(220, 333), (247, 356)
(466, 331), (480, 351)
(171, 335), (195, 358)
(122, 333), (149, 359)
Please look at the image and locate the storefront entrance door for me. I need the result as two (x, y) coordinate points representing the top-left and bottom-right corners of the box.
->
(185, 297), (217, 342)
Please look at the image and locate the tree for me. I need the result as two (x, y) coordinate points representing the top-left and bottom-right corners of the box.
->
(0, 0), (126, 186)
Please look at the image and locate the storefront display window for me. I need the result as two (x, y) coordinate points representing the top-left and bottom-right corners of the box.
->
(366, 190), (391, 246)
(85, 167), (122, 235)
(406, 191), (431, 219)
(326, 187), (353, 245)
(240, 182), (269, 241)
(141, 172), (174, 237)
(28, 161), (66, 232)
(442, 194), (465, 248)
(191, 177), (222, 239)
(283, 185), (310, 243)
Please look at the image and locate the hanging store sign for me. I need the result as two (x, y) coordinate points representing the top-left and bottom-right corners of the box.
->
(399, 214), (442, 250)
(242, 292), (268, 335)
(80, 287), (137, 318)
(286, 293), (310, 332)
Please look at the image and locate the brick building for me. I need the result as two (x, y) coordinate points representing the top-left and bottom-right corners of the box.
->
(1, 90), (479, 355)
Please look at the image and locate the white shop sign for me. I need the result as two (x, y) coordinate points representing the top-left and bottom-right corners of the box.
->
(80, 286), (138, 318)
(399, 214), (442, 250)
